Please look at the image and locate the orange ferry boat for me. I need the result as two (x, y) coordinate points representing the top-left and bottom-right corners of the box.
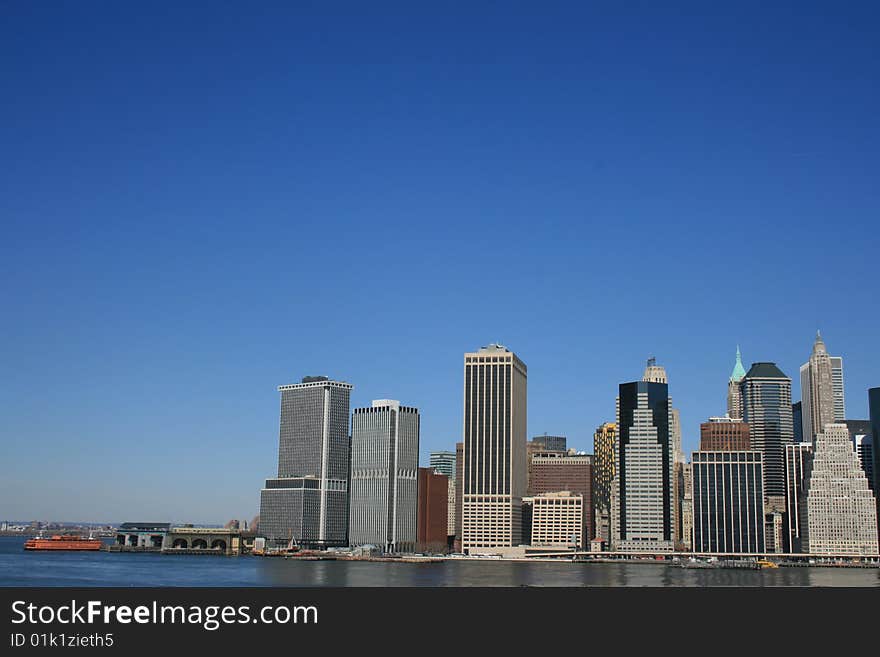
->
(24, 535), (103, 551)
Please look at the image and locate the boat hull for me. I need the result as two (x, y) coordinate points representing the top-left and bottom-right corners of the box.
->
(24, 537), (103, 551)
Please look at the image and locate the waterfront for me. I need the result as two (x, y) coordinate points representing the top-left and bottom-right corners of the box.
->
(1, 538), (878, 587)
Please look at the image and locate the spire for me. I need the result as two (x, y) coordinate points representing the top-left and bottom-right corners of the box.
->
(812, 330), (826, 354)
(729, 345), (746, 382)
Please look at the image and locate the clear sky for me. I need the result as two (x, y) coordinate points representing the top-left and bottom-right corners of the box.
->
(2, 2), (878, 524)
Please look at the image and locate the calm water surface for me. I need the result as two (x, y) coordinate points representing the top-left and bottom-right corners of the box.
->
(1, 537), (877, 587)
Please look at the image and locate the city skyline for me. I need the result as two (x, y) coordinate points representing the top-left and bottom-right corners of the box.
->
(3, 4), (879, 524)
(3, 335), (877, 524)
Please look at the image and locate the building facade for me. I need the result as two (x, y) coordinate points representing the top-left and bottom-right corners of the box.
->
(870, 388), (880, 546)
(523, 492), (584, 548)
(680, 462), (694, 551)
(349, 400), (419, 553)
(530, 451), (592, 543)
(727, 346), (747, 420)
(845, 420), (874, 492)
(801, 423), (878, 555)
(692, 451), (765, 554)
(785, 442), (814, 553)
(700, 416), (751, 451)
(800, 332), (842, 444)
(454, 442), (463, 550)
(429, 450), (456, 478)
(461, 344), (527, 553)
(259, 376), (352, 548)
(611, 380), (674, 552)
(417, 468), (449, 550)
(641, 358), (684, 547)
(592, 422), (616, 544)
(531, 434), (567, 452)
(741, 362), (793, 511)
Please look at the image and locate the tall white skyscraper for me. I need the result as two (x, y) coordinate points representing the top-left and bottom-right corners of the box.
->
(800, 332), (845, 443)
(461, 344), (527, 553)
(801, 424), (878, 555)
(349, 400), (419, 553)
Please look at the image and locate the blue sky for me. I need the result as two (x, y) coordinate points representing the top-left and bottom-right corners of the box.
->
(2, 2), (878, 524)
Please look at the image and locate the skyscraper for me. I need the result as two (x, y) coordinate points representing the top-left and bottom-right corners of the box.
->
(741, 362), (793, 510)
(429, 450), (456, 478)
(461, 344), (527, 553)
(680, 462), (694, 551)
(259, 376), (352, 548)
(831, 356), (845, 422)
(611, 380), (674, 552)
(845, 420), (874, 492)
(417, 468), (449, 550)
(454, 441), (463, 551)
(785, 442), (813, 553)
(430, 449), (457, 541)
(349, 400), (420, 553)
(792, 402), (803, 443)
(801, 424), (878, 556)
(592, 422), (616, 544)
(727, 346), (747, 420)
(869, 388), (880, 547)
(800, 332), (845, 443)
(641, 358), (684, 547)
(692, 451), (765, 554)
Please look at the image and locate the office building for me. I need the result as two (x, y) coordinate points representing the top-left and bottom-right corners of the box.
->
(785, 442), (814, 553)
(349, 400), (419, 553)
(461, 344), (527, 553)
(801, 424), (878, 555)
(592, 422), (616, 544)
(870, 388), (880, 546)
(527, 438), (565, 495)
(454, 442), (463, 550)
(531, 434), (567, 452)
(430, 450), (456, 479)
(680, 463), (694, 551)
(417, 468), (449, 550)
(611, 379), (674, 552)
(530, 451), (592, 543)
(700, 416), (751, 451)
(692, 451), (765, 554)
(800, 332), (845, 443)
(446, 478), (456, 538)
(727, 346), (747, 420)
(741, 362), (793, 510)
(523, 492), (585, 548)
(431, 449), (458, 540)
(846, 420), (874, 492)
(642, 358), (684, 547)
(259, 376), (352, 548)
(793, 402), (803, 443)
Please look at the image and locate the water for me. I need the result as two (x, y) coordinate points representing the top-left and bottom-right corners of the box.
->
(2, 537), (878, 586)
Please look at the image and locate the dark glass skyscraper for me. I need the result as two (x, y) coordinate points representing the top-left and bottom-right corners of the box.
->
(692, 451), (765, 553)
(612, 380), (674, 551)
(741, 362), (793, 509)
(259, 376), (353, 548)
(792, 402), (803, 443)
(870, 387), (880, 546)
